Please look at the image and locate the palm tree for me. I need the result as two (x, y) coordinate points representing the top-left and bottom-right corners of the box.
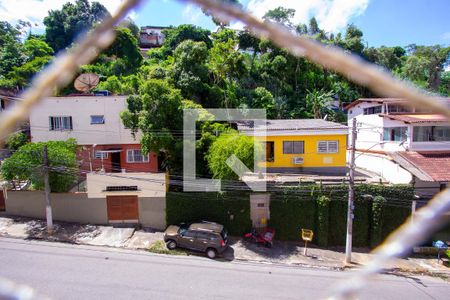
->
(305, 89), (334, 119)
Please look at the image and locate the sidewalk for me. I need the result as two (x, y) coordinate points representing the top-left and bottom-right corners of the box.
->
(0, 215), (448, 277)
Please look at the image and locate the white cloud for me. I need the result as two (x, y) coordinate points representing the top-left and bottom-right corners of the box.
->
(0, 0), (132, 29)
(246, 0), (369, 33)
(442, 32), (450, 41)
(182, 4), (203, 23)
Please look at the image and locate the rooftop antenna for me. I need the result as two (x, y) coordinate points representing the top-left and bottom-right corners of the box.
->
(74, 73), (99, 93)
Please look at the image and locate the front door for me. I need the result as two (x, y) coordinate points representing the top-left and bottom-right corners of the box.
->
(106, 195), (139, 223)
(111, 152), (121, 173)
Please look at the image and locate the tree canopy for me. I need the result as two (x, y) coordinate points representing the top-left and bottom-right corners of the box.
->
(206, 129), (259, 180)
(43, 0), (110, 52)
(1, 2), (449, 177)
(0, 139), (78, 192)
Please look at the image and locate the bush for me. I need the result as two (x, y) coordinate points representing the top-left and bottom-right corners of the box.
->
(316, 195), (330, 247)
(166, 192), (251, 236)
(1, 139), (78, 192)
(5, 132), (28, 150)
(370, 196), (387, 248)
(167, 184), (414, 247)
(269, 190), (316, 241)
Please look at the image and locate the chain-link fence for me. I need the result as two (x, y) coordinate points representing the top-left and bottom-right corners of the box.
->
(0, 0), (449, 299)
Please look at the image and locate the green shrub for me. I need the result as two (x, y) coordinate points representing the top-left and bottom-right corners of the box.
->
(370, 196), (387, 248)
(166, 184), (414, 246)
(147, 240), (187, 256)
(316, 195), (330, 247)
(269, 191), (316, 241)
(166, 192), (251, 236)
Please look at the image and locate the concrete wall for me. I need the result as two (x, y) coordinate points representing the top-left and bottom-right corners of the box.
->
(87, 172), (166, 198)
(354, 152), (413, 184)
(139, 197), (166, 230)
(5, 191), (166, 229)
(5, 191), (107, 224)
(414, 179), (448, 199)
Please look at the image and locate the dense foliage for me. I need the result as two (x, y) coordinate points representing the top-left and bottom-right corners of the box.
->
(206, 129), (259, 180)
(0, 1), (449, 176)
(166, 192), (252, 236)
(5, 132), (28, 150)
(0, 139), (78, 192)
(167, 184), (415, 247)
(316, 195), (331, 247)
(43, 0), (110, 52)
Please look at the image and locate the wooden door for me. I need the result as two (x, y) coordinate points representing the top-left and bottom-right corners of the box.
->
(106, 196), (139, 223)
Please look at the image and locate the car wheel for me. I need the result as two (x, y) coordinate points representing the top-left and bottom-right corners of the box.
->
(166, 240), (177, 250)
(206, 248), (217, 259)
(264, 241), (272, 248)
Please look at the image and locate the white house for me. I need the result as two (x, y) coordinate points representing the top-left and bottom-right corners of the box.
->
(347, 98), (450, 198)
(139, 26), (167, 49)
(29, 95), (159, 174)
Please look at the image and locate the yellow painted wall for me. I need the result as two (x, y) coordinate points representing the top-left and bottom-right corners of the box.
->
(257, 134), (347, 168)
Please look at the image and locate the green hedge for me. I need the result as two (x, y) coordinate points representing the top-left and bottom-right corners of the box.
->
(269, 192), (316, 241)
(270, 184), (413, 246)
(316, 195), (330, 247)
(166, 192), (252, 236)
(167, 184), (414, 247)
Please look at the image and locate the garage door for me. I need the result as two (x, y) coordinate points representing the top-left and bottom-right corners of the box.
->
(0, 190), (5, 211)
(106, 196), (139, 223)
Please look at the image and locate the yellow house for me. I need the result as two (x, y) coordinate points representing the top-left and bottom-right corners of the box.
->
(237, 119), (348, 175)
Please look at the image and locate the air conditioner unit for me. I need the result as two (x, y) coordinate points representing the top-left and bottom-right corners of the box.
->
(293, 157), (304, 165)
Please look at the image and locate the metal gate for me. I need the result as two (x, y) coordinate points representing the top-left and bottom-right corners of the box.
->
(106, 195), (139, 223)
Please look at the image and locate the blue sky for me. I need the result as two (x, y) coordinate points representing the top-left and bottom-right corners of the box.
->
(0, 0), (449, 47)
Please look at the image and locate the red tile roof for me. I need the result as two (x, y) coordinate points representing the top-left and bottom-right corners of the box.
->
(379, 114), (449, 124)
(345, 97), (450, 110)
(390, 151), (450, 182)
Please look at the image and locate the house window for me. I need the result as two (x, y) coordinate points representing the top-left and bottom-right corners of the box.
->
(317, 141), (339, 153)
(387, 105), (410, 113)
(49, 116), (72, 131)
(126, 149), (149, 163)
(413, 126), (450, 142)
(383, 127), (407, 141)
(283, 141), (304, 154)
(94, 151), (108, 159)
(363, 106), (382, 115)
(90, 115), (105, 124)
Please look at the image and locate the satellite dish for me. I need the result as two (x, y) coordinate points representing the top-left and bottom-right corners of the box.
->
(74, 73), (100, 93)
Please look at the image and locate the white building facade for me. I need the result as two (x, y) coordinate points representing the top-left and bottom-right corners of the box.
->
(347, 98), (450, 198)
(30, 96), (158, 173)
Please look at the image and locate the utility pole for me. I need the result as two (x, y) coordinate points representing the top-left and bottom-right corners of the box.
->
(43, 145), (53, 235)
(345, 118), (357, 264)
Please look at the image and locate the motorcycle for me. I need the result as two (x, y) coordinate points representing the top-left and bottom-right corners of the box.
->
(244, 228), (275, 248)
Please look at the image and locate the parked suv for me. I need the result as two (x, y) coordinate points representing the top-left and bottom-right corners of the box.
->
(164, 221), (228, 259)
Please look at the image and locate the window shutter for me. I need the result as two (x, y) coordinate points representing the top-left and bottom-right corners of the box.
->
(318, 141), (327, 153)
(328, 141), (338, 153)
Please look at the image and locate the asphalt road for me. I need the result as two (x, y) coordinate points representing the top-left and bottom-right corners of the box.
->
(0, 237), (448, 300)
